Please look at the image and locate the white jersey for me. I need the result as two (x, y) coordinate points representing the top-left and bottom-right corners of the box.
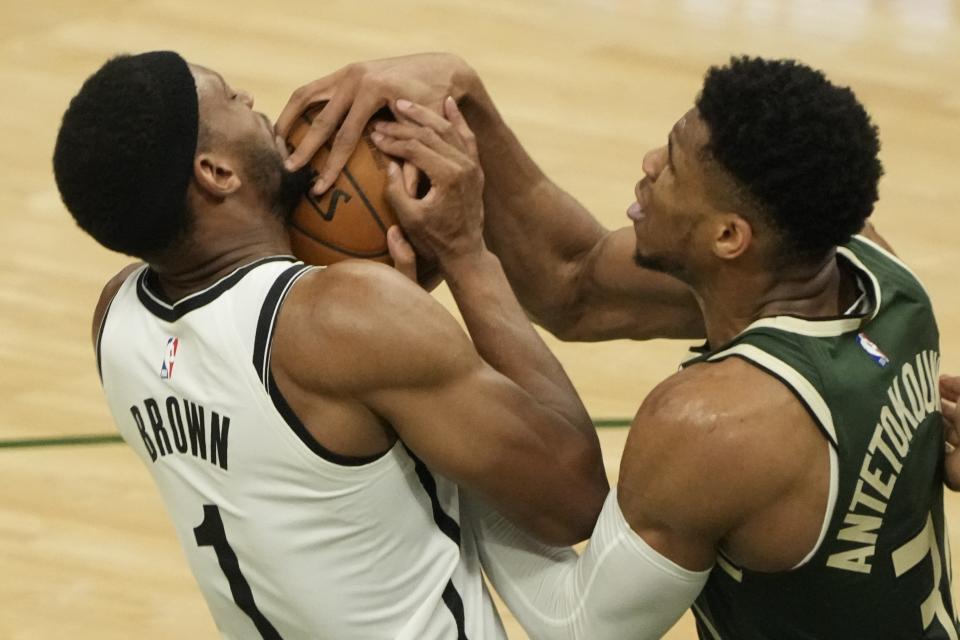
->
(97, 256), (505, 640)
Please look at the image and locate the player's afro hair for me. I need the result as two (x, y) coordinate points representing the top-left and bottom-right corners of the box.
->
(696, 56), (883, 263)
(53, 51), (199, 258)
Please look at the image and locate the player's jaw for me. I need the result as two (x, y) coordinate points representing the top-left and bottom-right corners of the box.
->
(628, 178), (696, 279)
(236, 134), (313, 223)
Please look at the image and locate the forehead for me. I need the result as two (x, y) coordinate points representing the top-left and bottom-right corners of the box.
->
(672, 107), (710, 153)
(188, 64), (226, 103)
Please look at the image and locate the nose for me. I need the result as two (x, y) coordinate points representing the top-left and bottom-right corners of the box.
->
(642, 145), (667, 181)
(237, 89), (254, 109)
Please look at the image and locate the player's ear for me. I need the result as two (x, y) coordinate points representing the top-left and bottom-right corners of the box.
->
(193, 152), (242, 197)
(712, 212), (752, 261)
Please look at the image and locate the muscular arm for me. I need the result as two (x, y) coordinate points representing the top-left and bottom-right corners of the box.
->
(466, 360), (830, 639)
(277, 54), (703, 342)
(273, 262), (607, 545)
(459, 79), (703, 341)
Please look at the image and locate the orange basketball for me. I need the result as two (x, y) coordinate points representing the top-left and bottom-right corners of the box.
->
(286, 103), (396, 265)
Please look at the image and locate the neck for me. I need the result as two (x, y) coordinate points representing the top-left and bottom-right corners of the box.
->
(694, 249), (856, 348)
(150, 209), (292, 301)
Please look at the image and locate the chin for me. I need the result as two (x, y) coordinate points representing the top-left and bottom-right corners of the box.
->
(633, 249), (686, 280)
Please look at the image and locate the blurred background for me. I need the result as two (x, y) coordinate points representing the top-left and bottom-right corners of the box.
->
(1, 0), (957, 637)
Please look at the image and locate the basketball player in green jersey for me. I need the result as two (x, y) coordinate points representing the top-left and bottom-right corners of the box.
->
(281, 55), (956, 638)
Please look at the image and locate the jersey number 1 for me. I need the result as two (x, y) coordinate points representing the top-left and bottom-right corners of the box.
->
(194, 504), (284, 640)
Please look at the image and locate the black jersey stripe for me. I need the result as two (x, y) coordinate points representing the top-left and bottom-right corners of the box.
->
(137, 255), (297, 322)
(403, 444), (468, 638)
(253, 263), (389, 466)
(442, 580), (469, 640)
(404, 445), (462, 546)
(266, 369), (388, 466)
(252, 264), (312, 387)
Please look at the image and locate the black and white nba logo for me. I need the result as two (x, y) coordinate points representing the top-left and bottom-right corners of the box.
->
(160, 337), (180, 379)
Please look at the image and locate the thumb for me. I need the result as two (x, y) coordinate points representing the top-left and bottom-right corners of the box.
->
(384, 161), (411, 212)
(386, 225), (417, 283)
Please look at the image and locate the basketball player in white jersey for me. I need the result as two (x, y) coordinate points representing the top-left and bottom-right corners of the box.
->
(52, 51), (609, 639)
(282, 54), (956, 639)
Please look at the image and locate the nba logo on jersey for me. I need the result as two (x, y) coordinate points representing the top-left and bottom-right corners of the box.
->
(857, 332), (889, 367)
(160, 337), (180, 379)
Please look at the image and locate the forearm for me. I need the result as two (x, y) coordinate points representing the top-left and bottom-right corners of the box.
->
(457, 76), (609, 335)
(443, 249), (594, 439)
(464, 491), (709, 640)
(456, 73), (703, 342)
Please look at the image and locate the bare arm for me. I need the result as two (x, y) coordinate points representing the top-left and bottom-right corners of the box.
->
(274, 262), (606, 545)
(464, 360), (826, 639)
(375, 98), (596, 422)
(277, 53), (703, 341)
(458, 81), (703, 341)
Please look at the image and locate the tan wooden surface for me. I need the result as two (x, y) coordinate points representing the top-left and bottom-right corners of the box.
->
(1, 0), (958, 637)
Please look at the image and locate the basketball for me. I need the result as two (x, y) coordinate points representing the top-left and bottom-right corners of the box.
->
(286, 103), (396, 266)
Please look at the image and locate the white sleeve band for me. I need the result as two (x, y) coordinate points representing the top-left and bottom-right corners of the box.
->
(464, 488), (711, 640)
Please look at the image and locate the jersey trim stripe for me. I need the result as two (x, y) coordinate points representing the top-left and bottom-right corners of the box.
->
(851, 234), (930, 298)
(693, 602), (725, 640)
(743, 314), (864, 337)
(137, 255), (297, 322)
(404, 445), (469, 637)
(716, 553), (743, 583)
(837, 245), (883, 321)
(266, 369), (388, 466)
(736, 250), (881, 338)
(252, 264), (389, 467)
(442, 580), (469, 640)
(707, 344), (839, 446)
(252, 264), (312, 391)
(705, 345), (841, 571)
(793, 445), (839, 570)
(404, 445), (462, 546)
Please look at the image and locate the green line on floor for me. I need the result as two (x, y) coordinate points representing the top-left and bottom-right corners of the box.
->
(0, 434), (124, 449)
(0, 417), (633, 450)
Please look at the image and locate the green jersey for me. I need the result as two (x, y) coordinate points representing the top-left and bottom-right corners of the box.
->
(684, 236), (955, 640)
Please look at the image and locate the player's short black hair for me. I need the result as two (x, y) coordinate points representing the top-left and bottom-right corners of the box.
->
(696, 56), (883, 264)
(53, 51), (199, 258)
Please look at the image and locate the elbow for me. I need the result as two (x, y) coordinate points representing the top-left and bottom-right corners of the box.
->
(537, 487), (607, 546)
(538, 449), (609, 546)
(534, 304), (596, 343)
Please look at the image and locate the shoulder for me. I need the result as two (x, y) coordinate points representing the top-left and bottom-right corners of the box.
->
(289, 259), (446, 319)
(274, 260), (479, 395)
(618, 357), (824, 538)
(91, 262), (144, 346)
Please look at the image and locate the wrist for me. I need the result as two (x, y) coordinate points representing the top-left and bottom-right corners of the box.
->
(439, 244), (498, 284)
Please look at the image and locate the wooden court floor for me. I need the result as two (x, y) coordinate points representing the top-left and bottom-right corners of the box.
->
(1, 0), (958, 637)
